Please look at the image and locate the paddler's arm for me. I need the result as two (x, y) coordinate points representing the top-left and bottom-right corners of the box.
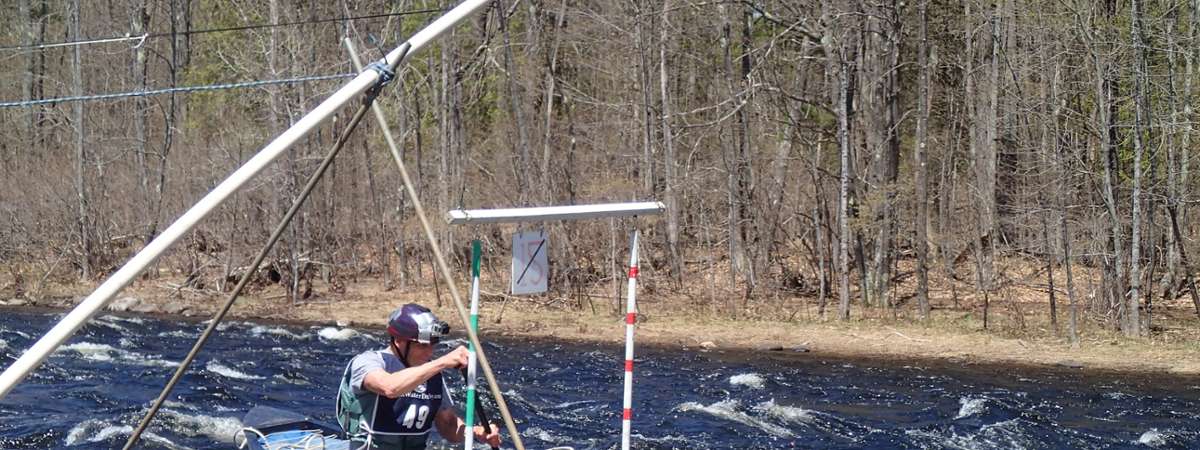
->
(362, 346), (469, 398)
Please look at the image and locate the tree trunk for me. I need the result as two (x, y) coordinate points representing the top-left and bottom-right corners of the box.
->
(1062, 189), (1080, 346)
(130, 0), (150, 242)
(735, 4), (758, 297)
(1128, 0), (1147, 337)
(720, 4), (746, 296)
(824, 0), (859, 321)
(1043, 212), (1058, 330)
(837, 58), (853, 321)
(964, 0), (984, 326)
(498, 0), (531, 205)
(939, 98), (961, 308)
(812, 141), (829, 317)
(914, 0), (931, 321)
(152, 0), (181, 243)
(980, 0), (1001, 328)
(69, 0), (92, 279)
(659, 0), (684, 287)
(873, 0), (902, 314)
(15, 0), (34, 173)
(540, 0), (567, 199)
(438, 28), (457, 255)
(634, 1), (656, 196)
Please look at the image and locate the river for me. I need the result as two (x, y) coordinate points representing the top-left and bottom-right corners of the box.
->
(1, 310), (1197, 449)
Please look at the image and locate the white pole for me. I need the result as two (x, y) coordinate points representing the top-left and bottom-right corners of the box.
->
(447, 202), (665, 225)
(621, 230), (640, 450)
(465, 240), (481, 450)
(0, 0), (492, 401)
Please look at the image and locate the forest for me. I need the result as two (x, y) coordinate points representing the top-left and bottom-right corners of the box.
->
(2, 0), (1199, 345)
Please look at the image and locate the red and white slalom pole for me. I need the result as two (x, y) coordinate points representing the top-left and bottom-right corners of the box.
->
(621, 230), (640, 450)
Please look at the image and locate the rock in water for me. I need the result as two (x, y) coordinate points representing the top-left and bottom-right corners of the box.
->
(107, 296), (140, 312)
(162, 301), (190, 315)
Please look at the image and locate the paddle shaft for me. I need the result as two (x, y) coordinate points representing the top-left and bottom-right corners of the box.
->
(461, 367), (500, 450)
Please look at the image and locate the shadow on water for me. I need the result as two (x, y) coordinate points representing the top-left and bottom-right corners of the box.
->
(1, 309), (1198, 449)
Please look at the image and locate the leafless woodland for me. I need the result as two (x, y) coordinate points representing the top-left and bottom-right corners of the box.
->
(2, 0), (1200, 342)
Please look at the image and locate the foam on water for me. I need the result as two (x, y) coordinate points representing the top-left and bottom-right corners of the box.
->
(56, 342), (179, 368)
(1104, 391), (1133, 401)
(1, 329), (31, 339)
(523, 426), (570, 443)
(158, 329), (198, 339)
(273, 373), (311, 385)
(206, 360), (264, 380)
(64, 419), (183, 449)
(250, 325), (310, 340)
(676, 399), (793, 437)
(164, 400), (192, 410)
(906, 418), (1040, 450)
(753, 399), (815, 424)
(201, 319), (241, 332)
(956, 397), (987, 419)
(629, 432), (692, 447)
(551, 400), (598, 409)
(0, 338), (7, 351)
(159, 409), (243, 444)
(101, 314), (147, 325)
(730, 373), (765, 389)
(318, 327), (359, 341)
(91, 317), (130, 332)
(1138, 429), (1166, 447)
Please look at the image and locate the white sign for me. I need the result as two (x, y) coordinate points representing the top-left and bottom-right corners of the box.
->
(511, 230), (549, 295)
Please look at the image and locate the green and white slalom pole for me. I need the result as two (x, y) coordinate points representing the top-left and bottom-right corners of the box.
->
(621, 230), (640, 450)
(465, 239), (482, 450)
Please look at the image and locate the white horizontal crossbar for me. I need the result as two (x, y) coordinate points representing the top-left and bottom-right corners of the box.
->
(447, 201), (665, 225)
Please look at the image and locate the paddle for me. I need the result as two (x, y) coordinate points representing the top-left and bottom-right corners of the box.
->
(462, 367), (501, 450)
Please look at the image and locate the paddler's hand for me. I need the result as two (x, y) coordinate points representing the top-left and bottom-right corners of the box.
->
(472, 422), (501, 448)
(436, 345), (470, 369)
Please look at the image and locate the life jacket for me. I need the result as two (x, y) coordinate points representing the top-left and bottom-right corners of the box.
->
(336, 350), (446, 450)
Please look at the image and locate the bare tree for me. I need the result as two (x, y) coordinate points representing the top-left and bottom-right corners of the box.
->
(69, 0), (92, 279)
(913, 0), (931, 321)
(1128, 0), (1147, 337)
(822, 0), (860, 320)
(660, 0), (683, 286)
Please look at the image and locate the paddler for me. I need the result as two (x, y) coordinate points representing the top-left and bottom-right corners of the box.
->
(336, 303), (501, 449)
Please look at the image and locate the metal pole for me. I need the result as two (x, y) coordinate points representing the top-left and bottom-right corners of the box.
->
(465, 239), (482, 450)
(621, 230), (640, 450)
(123, 84), (378, 450)
(0, 0), (492, 402)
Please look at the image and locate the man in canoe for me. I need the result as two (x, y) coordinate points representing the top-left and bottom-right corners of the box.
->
(336, 303), (501, 449)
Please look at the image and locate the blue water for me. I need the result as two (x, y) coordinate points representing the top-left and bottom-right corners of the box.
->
(1, 310), (1198, 449)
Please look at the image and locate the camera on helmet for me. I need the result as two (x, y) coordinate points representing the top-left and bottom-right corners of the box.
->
(432, 321), (450, 338)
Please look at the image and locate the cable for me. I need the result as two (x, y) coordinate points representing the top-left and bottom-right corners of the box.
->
(0, 73), (354, 109)
(0, 8), (442, 52)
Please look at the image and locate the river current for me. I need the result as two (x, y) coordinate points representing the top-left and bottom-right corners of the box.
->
(1, 310), (1198, 449)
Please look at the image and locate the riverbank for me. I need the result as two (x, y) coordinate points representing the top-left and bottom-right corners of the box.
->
(3, 275), (1199, 378)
